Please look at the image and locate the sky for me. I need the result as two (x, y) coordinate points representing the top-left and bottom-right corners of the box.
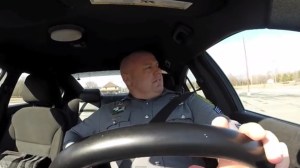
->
(207, 29), (300, 77)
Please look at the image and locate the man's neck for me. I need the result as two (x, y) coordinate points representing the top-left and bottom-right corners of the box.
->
(130, 91), (163, 100)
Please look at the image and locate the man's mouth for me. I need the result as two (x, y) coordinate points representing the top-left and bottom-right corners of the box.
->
(153, 78), (162, 84)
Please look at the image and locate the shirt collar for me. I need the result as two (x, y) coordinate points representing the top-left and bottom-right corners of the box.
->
(123, 89), (175, 101)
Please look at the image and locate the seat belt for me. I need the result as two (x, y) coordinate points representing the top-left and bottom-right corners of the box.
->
(150, 91), (218, 167)
(150, 92), (193, 123)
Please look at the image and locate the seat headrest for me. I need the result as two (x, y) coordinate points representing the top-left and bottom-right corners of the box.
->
(79, 89), (101, 103)
(21, 75), (62, 107)
(163, 74), (176, 91)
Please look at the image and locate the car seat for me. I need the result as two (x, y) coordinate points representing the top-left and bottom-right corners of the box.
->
(64, 88), (101, 125)
(8, 74), (66, 160)
(79, 89), (101, 112)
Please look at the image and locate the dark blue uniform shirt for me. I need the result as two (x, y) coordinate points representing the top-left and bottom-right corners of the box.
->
(64, 89), (224, 167)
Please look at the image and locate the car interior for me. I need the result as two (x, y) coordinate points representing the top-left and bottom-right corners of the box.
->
(0, 0), (300, 167)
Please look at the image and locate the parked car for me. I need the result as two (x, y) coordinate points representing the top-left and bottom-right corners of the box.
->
(0, 0), (299, 167)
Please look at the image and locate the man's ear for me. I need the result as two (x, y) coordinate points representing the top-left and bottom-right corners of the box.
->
(122, 73), (131, 86)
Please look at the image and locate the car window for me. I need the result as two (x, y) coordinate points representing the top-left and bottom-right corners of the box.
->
(73, 70), (128, 119)
(186, 69), (205, 97)
(0, 68), (7, 87)
(9, 73), (29, 105)
(73, 70), (128, 95)
(207, 29), (300, 124)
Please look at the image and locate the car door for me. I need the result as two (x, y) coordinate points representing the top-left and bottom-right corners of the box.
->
(186, 28), (300, 168)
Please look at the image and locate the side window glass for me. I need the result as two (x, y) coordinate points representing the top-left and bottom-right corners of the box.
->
(186, 69), (205, 97)
(0, 68), (7, 87)
(207, 29), (300, 124)
(9, 73), (29, 105)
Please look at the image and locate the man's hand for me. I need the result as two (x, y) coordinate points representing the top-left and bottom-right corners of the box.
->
(211, 116), (290, 168)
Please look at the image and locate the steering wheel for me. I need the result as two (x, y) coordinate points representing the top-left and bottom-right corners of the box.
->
(50, 123), (274, 168)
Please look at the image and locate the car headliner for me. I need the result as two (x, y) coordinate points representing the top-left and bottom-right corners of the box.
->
(0, 0), (299, 74)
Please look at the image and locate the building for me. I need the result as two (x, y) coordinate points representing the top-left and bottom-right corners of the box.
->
(100, 82), (121, 94)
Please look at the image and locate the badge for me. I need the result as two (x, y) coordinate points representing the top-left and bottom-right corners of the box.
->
(112, 101), (126, 115)
(111, 101), (128, 125)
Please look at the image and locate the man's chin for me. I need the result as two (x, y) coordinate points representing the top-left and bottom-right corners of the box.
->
(155, 86), (164, 94)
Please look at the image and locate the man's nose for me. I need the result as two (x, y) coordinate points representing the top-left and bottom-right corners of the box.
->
(154, 67), (162, 75)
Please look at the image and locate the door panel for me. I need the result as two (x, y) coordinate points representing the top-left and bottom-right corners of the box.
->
(259, 118), (300, 167)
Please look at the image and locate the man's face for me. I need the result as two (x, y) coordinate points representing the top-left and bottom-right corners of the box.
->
(124, 52), (164, 99)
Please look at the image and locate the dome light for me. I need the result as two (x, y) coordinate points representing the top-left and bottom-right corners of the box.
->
(49, 24), (84, 42)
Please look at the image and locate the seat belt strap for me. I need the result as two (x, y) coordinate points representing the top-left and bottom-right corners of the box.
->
(150, 92), (193, 123)
(150, 92), (218, 167)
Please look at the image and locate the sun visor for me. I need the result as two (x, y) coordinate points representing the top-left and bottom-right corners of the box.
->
(90, 0), (193, 10)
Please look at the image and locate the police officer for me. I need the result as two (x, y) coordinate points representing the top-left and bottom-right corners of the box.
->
(63, 51), (289, 168)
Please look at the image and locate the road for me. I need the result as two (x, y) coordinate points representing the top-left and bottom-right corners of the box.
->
(236, 84), (300, 124)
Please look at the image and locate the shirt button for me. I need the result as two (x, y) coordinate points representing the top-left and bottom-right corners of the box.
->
(181, 115), (186, 119)
(145, 115), (149, 119)
(146, 102), (149, 105)
(154, 161), (160, 165)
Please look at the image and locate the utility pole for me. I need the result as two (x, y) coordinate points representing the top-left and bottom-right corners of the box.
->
(243, 37), (251, 95)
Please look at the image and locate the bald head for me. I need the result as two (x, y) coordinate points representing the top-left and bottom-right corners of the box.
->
(120, 51), (151, 75)
(120, 51), (164, 99)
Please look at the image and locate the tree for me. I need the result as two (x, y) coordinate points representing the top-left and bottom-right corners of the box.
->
(228, 74), (239, 86)
(85, 81), (98, 88)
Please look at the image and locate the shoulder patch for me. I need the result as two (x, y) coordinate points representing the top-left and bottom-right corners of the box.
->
(213, 106), (223, 114)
